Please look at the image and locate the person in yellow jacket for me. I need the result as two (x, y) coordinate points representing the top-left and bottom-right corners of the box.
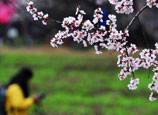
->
(5, 67), (39, 115)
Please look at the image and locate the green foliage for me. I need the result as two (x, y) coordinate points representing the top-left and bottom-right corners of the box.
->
(0, 50), (157, 115)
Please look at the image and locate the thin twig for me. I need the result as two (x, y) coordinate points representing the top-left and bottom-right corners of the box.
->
(137, 17), (151, 78)
(126, 5), (148, 30)
(48, 19), (62, 24)
(25, 0), (62, 24)
(137, 17), (149, 48)
(148, 49), (152, 79)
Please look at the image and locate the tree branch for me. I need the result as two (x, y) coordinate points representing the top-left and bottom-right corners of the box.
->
(137, 17), (149, 48)
(125, 5), (148, 30)
(48, 19), (62, 24)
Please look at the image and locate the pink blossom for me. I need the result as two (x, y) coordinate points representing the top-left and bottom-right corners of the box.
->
(149, 92), (157, 101)
(26, 1), (49, 25)
(128, 77), (139, 90)
(27, 0), (158, 102)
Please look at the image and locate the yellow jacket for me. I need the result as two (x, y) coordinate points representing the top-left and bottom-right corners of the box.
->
(5, 84), (34, 115)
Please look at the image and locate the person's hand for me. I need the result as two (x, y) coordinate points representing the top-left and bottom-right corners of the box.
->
(33, 96), (40, 103)
(33, 93), (46, 104)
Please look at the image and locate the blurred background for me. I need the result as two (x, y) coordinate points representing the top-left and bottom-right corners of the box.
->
(0, 0), (158, 114)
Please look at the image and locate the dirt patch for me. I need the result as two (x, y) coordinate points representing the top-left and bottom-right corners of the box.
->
(62, 63), (117, 71)
(0, 47), (119, 57)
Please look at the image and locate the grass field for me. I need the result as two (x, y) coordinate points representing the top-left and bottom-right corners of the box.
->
(0, 47), (158, 115)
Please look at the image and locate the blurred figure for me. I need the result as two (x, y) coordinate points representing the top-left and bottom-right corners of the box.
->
(99, 8), (109, 30)
(6, 27), (19, 46)
(0, 0), (16, 47)
(5, 67), (40, 115)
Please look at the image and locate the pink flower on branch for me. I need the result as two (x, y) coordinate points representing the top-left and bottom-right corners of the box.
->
(26, 1), (49, 25)
(26, 0), (158, 101)
(108, 0), (134, 14)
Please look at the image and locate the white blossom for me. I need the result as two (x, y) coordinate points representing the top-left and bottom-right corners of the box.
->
(26, 1), (49, 25)
(27, 0), (158, 102)
(82, 20), (94, 31)
(128, 77), (139, 90)
(149, 92), (157, 101)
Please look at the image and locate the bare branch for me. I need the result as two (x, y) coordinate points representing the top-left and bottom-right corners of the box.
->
(48, 19), (62, 24)
(137, 17), (149, 48)
(126, 5), (148, 30)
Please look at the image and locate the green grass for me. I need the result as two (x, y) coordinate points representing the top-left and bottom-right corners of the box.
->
(0, 48), (157, 115)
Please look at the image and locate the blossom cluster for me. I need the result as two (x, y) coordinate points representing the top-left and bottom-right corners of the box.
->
(93, 8), (103, 24)
(50, 7), (130, 55)
(50, 6), (158, 101)
(118, 42), (158, 92)
(26, 0), (158, 101)
(117, 44), (139, 81)
(128, 77), (139, 90)
(108, 0), (134, 14)
(146, 0), (158, 8)
(148, 67), (158, 101)
(26, 1), (49, 25)
(51, 7), (108, 55)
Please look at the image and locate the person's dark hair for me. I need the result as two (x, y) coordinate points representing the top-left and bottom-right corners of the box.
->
(8, 67), (33, 97)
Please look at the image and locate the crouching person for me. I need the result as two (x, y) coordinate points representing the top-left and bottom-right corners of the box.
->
(5, 67), (40, 115)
